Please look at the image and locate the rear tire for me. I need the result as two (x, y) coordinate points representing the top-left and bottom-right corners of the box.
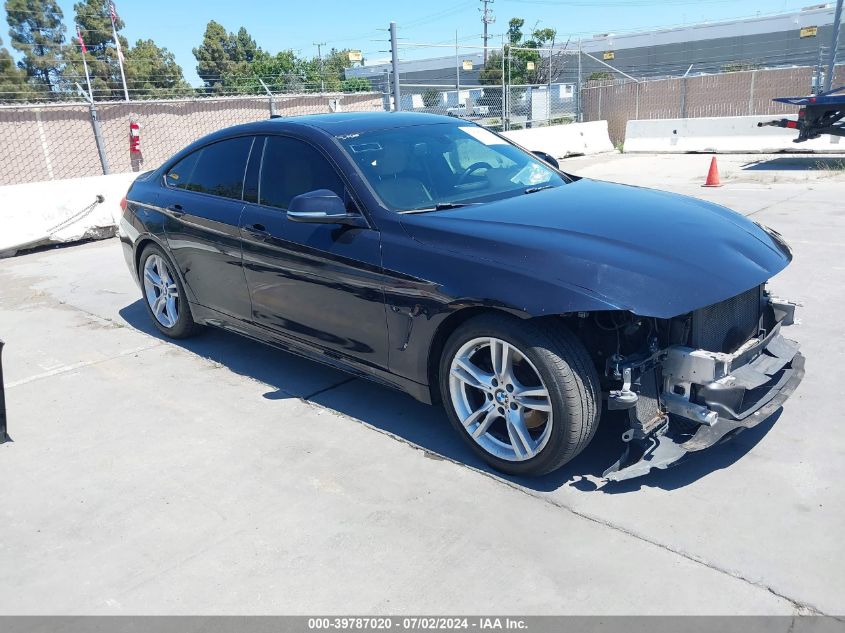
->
(138, 243), (200, 339)
(439, 313), (600, 476)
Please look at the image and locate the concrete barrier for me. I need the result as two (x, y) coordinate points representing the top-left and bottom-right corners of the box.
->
(0, 172), (138, 257)
(625, 115), (845, 154)
(502, 121), (616, 159)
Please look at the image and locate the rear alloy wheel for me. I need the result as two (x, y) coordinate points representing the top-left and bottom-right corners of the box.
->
(143, 253), (179, 328)
(139, 244), (200, 339)
(440, 314), (600, 476)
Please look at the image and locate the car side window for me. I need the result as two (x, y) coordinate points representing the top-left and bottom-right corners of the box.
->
(259, 136), (345, 210)
(166, 136), (254, 200)
(165, 151), (200, 190)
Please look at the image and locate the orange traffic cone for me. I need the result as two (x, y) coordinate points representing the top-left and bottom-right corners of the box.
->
(702, 157), (723, 187)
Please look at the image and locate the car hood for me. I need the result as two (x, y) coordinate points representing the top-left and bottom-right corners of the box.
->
(399, 179), (791, 318)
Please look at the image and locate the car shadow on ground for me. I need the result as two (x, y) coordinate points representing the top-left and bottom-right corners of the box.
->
(120, 300), (780, 495)
(741, 156), (845, 171)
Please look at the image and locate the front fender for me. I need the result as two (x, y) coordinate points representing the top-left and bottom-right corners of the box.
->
(380, 227), (621, 387)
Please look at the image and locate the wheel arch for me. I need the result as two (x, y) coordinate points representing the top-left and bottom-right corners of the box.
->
(133, 235), (197, 306)
(426, 307), (609, 404)
(133, 234), (167, 277)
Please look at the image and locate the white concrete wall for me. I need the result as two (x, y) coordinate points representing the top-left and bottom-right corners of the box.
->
(502, 121), (616, 159)
(0, 172), (138, 257)
(625, 115), (845, 154)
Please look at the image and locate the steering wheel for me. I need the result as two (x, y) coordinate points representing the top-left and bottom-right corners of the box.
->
(457, 161), (493, 185)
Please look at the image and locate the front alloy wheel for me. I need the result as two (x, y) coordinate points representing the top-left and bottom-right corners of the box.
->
(440, 314), (601, 476)
(449, 337), (553, 462)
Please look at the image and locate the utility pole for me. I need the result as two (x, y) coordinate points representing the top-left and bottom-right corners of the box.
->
(455, 30), (460, 96)
(480, 0), (495, 65)
(313, 41), (327, 92)
(389, 22), (401, 111)
(815, 45), (827, 94)
(824, 0), (843, 92)
(576, 38), (583, 122)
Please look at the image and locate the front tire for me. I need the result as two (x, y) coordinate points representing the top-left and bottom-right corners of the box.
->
(439, 313), (600, 476)
(139, 244), (200, 339)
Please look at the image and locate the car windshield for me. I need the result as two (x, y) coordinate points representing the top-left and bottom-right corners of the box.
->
(336, 123), (568, 212)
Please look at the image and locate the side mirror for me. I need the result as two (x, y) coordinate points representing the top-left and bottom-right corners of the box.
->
(532, 151), (560, 170)
(287, 189), (368, 227)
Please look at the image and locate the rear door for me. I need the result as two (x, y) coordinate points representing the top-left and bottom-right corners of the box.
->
(239, 135), (388, 370)
(161, 136), (255, 320)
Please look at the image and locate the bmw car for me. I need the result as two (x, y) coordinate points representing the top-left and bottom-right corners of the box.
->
(118, 112), (804, 480)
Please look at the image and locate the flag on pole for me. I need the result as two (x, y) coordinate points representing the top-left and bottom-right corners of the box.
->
(114, 36), (124, 63)
(108, 0), (124, 62)
(107, 0), (130, 101)
(76, 26), (87, 53)
(76, 24), (93, 101)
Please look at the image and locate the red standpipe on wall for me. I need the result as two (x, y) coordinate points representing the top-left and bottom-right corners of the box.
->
(129, 119), (141, 154)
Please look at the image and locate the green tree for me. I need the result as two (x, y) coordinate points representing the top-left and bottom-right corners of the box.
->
(125, 39), (193, 98)
(0, 36), (36, 101)
(480, 18), (558, 87)
(233, 27), (257, 63)
(193, 20), (229, 91)
(4, 0), (66, 93)
(64, 0), (129, 99)
(193, 21), (261, 92)
(421, 88), (440, 107)
(479, 49), (503, 85)
(301, 48), (356, 92)
(220, 48), (299, 94)
(340, 77), (371, 93)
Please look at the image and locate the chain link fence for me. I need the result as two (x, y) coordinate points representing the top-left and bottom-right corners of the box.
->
(581, 64), (845, 146)
(2, 53), (842, 186)
(393, 44), (579, 132)
(0, 91), (384, 186)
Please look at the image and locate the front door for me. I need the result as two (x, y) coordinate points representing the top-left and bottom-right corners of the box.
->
(240, 135), (388, 371)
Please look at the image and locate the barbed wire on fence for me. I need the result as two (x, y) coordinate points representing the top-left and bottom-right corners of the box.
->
(1, 21), (841, 187)
(0, 90), (385, 185)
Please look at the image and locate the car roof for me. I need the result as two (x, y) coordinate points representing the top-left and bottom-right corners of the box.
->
(161, 111), (468, 169)
(219, 111), (462, 139)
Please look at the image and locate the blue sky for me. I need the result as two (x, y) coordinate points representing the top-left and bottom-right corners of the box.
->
(4, 0), (822, 84)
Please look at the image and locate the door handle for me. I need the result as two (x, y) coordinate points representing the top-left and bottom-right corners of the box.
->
(166, 204), (184, 219)
(244, 223), (270, 241)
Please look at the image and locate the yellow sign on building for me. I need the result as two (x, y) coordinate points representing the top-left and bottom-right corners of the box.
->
(603, 51), (615, 60)
(800, 26), (818, 38)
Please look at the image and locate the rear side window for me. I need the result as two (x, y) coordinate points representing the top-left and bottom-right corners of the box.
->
(259, 136), (344, 210)
(166, 136), (254, 200)
(165, 151), (199, 189)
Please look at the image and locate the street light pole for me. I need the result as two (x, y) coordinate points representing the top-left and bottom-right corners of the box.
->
(824, 0), (843, 92)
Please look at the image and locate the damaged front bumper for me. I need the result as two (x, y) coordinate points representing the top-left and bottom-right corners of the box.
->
(603, 298), (804, 481)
